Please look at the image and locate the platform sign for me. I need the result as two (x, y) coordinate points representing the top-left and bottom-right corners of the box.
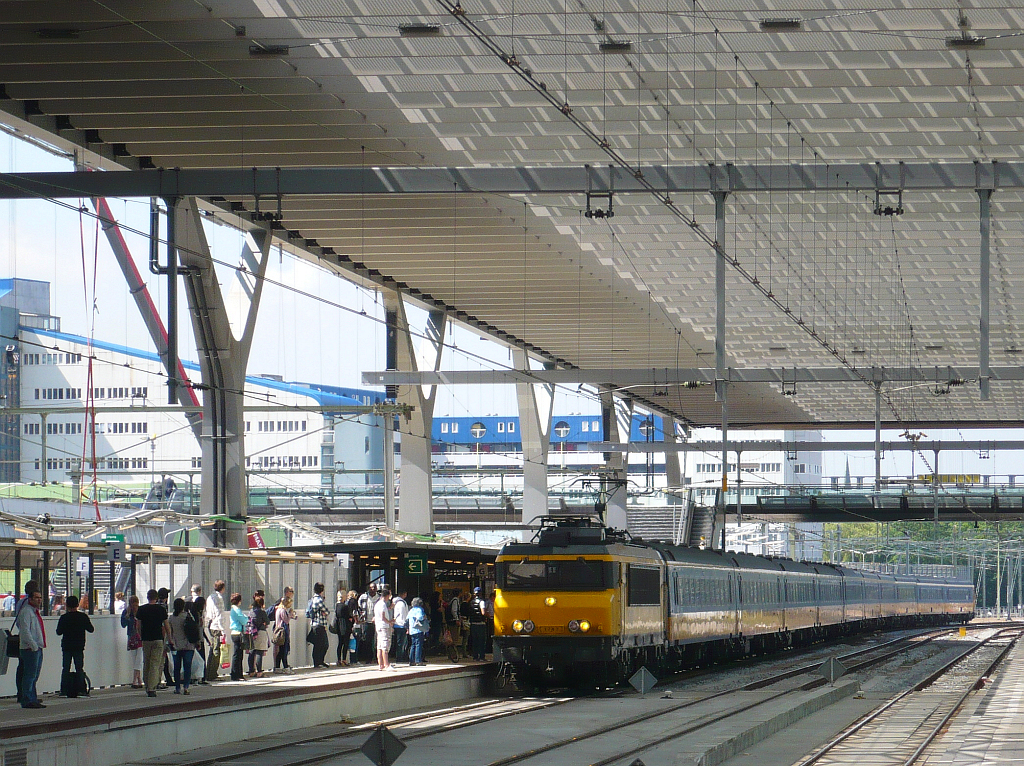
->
(818, 657), (847, 685)
(405, 554), (427, 576)
(104, 533), (125, 563)
(360, 724), (406, 766)
(629, 666), (658, 697)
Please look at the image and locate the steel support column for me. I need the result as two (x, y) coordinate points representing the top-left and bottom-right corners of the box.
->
(714, 189), (729, 551)
(513, 349), (554, 529)
(874, 382), (882, 492)
(600, 391), (631, 531)
(94, 197), (203, 439)
(385, 294), (445, 535)
(174, 198), (273, 545)
(978, 189), (992, 401)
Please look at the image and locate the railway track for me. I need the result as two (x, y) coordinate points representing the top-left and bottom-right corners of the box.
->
(479, 626), (973, 766)
(136, 624), (990, 766)
(792, 626), (1022, 766)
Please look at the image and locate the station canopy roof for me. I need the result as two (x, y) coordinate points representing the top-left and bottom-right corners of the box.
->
(2, 1), (1024, 430)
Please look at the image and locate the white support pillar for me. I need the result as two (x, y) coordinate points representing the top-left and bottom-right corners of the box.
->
(661, 416), (683, 496)
(385, 293), (445, 535)
(600, 391), (632, 531)
(174, 199), (272, 546)
(513, 349), (554, 528)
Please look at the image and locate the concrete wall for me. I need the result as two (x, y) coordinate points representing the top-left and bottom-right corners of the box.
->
(0, 612), (333, 697)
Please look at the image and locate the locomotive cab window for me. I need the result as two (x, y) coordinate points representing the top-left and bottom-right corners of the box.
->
(627, 565), (661, 606)
(497, 558), (616, 591)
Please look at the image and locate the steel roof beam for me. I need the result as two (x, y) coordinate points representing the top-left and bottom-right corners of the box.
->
(0, 161), (1020, 200)
(592, 440), (1024, 453)
(364, 366), (1024, 386)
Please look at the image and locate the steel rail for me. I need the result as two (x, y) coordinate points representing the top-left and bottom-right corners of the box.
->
(160, 694), (569, 766)
(484, 626), (962, 766)
(793, 626), (1023, 766)
(902, 628), (1021, 766)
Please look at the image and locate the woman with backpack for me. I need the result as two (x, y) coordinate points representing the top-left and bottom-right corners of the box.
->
(247, 594), (270, 678)
(166, 598), (197, 695)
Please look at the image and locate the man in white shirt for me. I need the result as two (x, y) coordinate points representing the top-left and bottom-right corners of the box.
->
(16, 589), (46, 708)
(204, 580), (226, 681)
(373, 587), (395, 672)
(391, 590), (409, 664)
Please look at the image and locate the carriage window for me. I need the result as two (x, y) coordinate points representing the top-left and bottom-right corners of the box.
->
(628, 565), (661, 606)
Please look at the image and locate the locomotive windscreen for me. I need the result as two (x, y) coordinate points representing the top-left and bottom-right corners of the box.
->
(497, 558), (616, 591)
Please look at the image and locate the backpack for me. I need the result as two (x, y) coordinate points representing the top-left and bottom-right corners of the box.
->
(183, 612), (201, 645)
(267, 603), (278, 624)
(448, 598), (460, 623)
(305, 599), (315, 620)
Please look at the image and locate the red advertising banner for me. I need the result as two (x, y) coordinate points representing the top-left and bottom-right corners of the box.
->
(247, 526), (266, 549)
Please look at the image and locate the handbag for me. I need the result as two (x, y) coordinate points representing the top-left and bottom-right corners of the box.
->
(272, 626), (286, 646)
(127, 630), (143, 651)
(4, 629), (18, 658)
(348, 635), (357, 653)
(328, 621), (338, 635)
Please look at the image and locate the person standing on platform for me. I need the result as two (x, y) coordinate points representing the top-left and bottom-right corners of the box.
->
(56, 594), (94, 697)
(205, 580), (226, 681)
(334, 591), (355, 666)
(485, 590), (495, 654)
(273, 595), (295, 673)
(391, 590), (409, 664)
(113, 591), (126, 615)
(407, 597), (427, 666)
(467, 587), (488, 661)
(137, 589), (170, 698)
(167, 598), (196, 694)
(13, 579), (38, 706)
(189, 596), (208, 685)
(189, 584), (203, 602)
(306, 582), (330, 668)
(357, 583), (380, 664)
(447, 592), (463, 660)
(16, 588), (46, 709)
(246, 594), (270, 678)
(157, 588), (173, 687)
(122, 594), (144, 688)
(374, 587), (395, 672)
(229, 592), (247, 681)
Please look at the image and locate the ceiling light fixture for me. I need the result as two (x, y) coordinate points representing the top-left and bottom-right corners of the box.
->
(35, 28), (80, 39)
(249, 44), (289, 56)
(399, 23), (441, 36)
(599, 41), (632, 52)
(946, 36), (985, 48)
(759, 18), (802, 31)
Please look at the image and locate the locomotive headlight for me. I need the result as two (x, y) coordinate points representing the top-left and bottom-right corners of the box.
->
(545, 597), (557, 606)
(512, 620), (524, 633)
(568, 620), (580, 632)
(523, 620), (535, 633)
(579, 620), (591, 633)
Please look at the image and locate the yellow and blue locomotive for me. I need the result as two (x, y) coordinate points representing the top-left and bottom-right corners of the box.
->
(493, 516), (975, 686)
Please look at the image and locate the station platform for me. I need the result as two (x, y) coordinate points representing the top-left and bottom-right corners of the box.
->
(0, 659), (494, 766)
